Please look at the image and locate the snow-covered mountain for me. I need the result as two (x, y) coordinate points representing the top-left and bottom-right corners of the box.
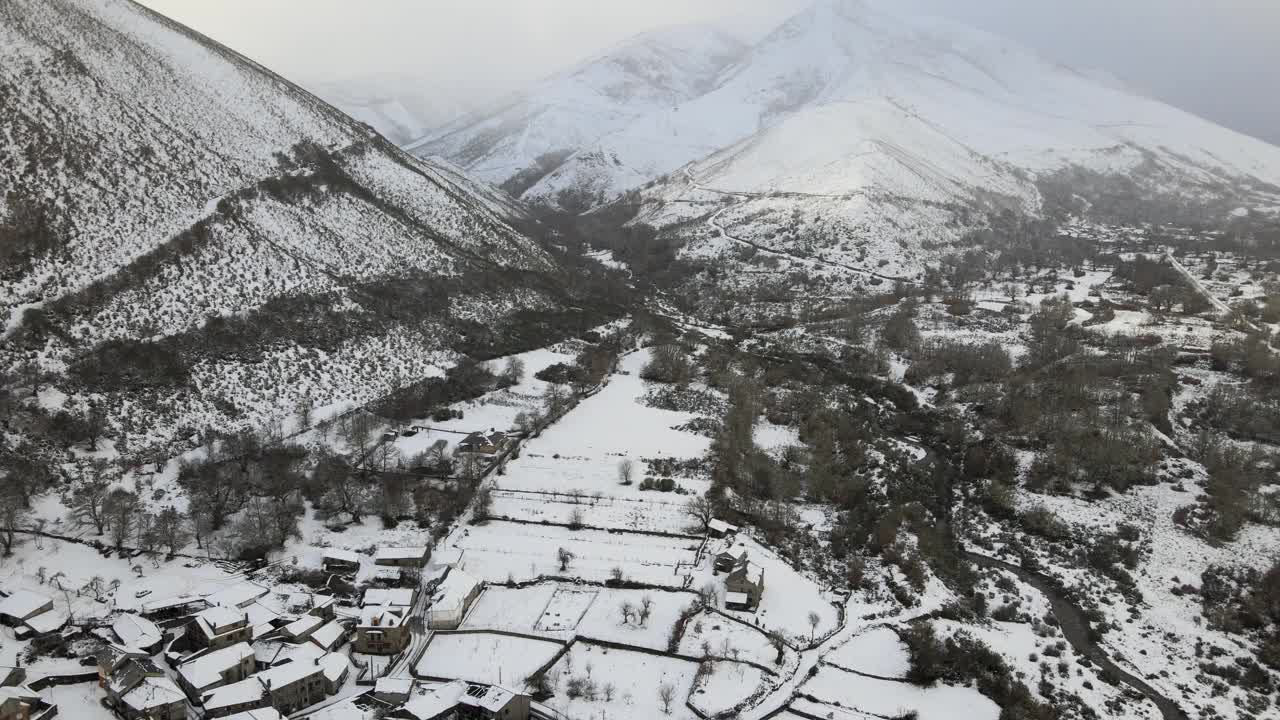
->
(307, 75), (470, 145)
(0, 0), (598, 456)
(407, 24), (749, 204)
(417, 0), (1280, 271)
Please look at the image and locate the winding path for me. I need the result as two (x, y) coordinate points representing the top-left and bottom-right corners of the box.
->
(965, 552), (1189, 720)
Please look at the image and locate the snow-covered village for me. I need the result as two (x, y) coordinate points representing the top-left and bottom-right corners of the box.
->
(3, 2), (1280, 720)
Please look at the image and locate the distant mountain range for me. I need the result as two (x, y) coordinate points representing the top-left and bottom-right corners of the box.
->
(410, 0), (1280, 274)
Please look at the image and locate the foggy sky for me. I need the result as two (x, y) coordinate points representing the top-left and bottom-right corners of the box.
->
(139, 0), (1279, 145)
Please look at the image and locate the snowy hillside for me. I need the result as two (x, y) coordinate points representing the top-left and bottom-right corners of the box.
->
(306, 74), (470, 145)
(0, 0), (601, 458)
(417, 0), (1280, 269)
(407, 24), (748, 203)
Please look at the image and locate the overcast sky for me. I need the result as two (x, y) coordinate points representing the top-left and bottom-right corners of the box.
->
(139, 0), (1279, 145)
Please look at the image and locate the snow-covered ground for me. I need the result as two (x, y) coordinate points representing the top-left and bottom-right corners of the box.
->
(415, 632), (564, 685)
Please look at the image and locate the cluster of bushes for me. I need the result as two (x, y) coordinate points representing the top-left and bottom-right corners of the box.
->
(901, 623), (1058, 719)
(371, 357), (498, 421)
(639, 477), (684, 493)
(641, 343), (694, 384)
(905, 340), (1013, 388)
(1200, 561), (1280, 670)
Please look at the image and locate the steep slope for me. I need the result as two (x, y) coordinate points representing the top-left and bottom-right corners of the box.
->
(407, 24), (748, 205)
(307, 74), (470, 145)
(418, 0), (1280, 275)
(0, 0), (607, 457)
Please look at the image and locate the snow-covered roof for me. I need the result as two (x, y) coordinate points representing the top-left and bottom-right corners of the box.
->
(318, 653), (349, 684)
(112, 613), (163, 650)
(461, 683), (518, 713)
(256, 654), (326, 688)
(304, 696), (380, 720)
(202, 677), (267, 712)
(430, 570), (479, 612)
(283, 614), (324, 639)
(363, 588), (415, 608)
(375, 546), (428, 562)
(122, 676), (185, 711)
(359, 605), (406, 629)
(322, 548), (362, 564)
(179, 642), (254, 691)
(375, 676), (414, 697)
(708, 519), (738, 534)
(207, 581), (269, 609)
(142, 594), (205, 613)
(0, 685), (39, 703)
(725, 591), (750, 605)
(23, 607), (67, 635)
(223, 709), (284, 720)
(402, 680), (468, 720)
(0, 590), (51, 620)
(309, 620), (346, 650)
(196, 605), (246, 633)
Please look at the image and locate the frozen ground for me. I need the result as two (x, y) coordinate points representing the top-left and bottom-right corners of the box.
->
(801, 665), (1000, 720)
(415, 632), (564, 685)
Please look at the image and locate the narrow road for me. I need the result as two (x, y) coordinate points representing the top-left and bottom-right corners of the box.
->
(737, 596), (865, 720)
(683, 169), (916, 285)
(1163, 251), (1230, 316)
(965, 552), (1189, 720)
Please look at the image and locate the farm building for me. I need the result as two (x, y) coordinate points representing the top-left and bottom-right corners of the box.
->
(354, 604), (411, 655)
(0, 591), (52, 627)
(375, 546), (430, 568)
(188, 606), (252, 650)
(112, 613), (165, 654)
(426, 569), (482, 630)
(725, 561), (765, 611)
(0, 684), (57, 720)
(177, 642), (256, 699)
(321, 549), (362, 574)
(456, 430), (508, 455)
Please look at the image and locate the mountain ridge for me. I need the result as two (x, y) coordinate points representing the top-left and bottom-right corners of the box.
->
(0, 0), (610, 461)
(415, 0), (1280, 241)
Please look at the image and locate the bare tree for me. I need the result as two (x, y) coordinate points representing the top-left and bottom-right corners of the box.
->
(295, 396), (314, 432)
(602, 683), (616, 702)
(567, 506), (585, 529)
(84, 401), (108, 451)
(69, 459), (113, 535)
(685, 495), (715, 533)
(153, 507), (190, 557)
(104, 488), (139, 550)
(639, 595), (653, 626)
(617, 459), (635, 486)
(316, 458), (368, 524)
(0, 487), (30, 556)
(543, 384), (570, 418)
(620, 600), (635, 625)
(658, 681), (676, 714)
(423, 439), (450, 474)
(345, 412), (377, 459)
(557, 547), (575, 572)
(807, 611), (821, 643)
(503, 357), (526, 386)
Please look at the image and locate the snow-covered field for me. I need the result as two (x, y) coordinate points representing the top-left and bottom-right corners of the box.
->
(801, 665), (1000, 720)
(415, 632), (564, 685)
(825, 626), (910, 678)
(542, 643), (702, 720)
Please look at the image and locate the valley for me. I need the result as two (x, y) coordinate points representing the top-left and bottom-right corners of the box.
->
(4, 1), (1280, 720)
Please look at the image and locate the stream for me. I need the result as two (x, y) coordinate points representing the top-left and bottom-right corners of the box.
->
(965, 552), (1189, 720)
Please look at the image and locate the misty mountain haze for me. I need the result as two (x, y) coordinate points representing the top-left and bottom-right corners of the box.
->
(5, 5), (1280, 720)
(137, 0), (1280, 147)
